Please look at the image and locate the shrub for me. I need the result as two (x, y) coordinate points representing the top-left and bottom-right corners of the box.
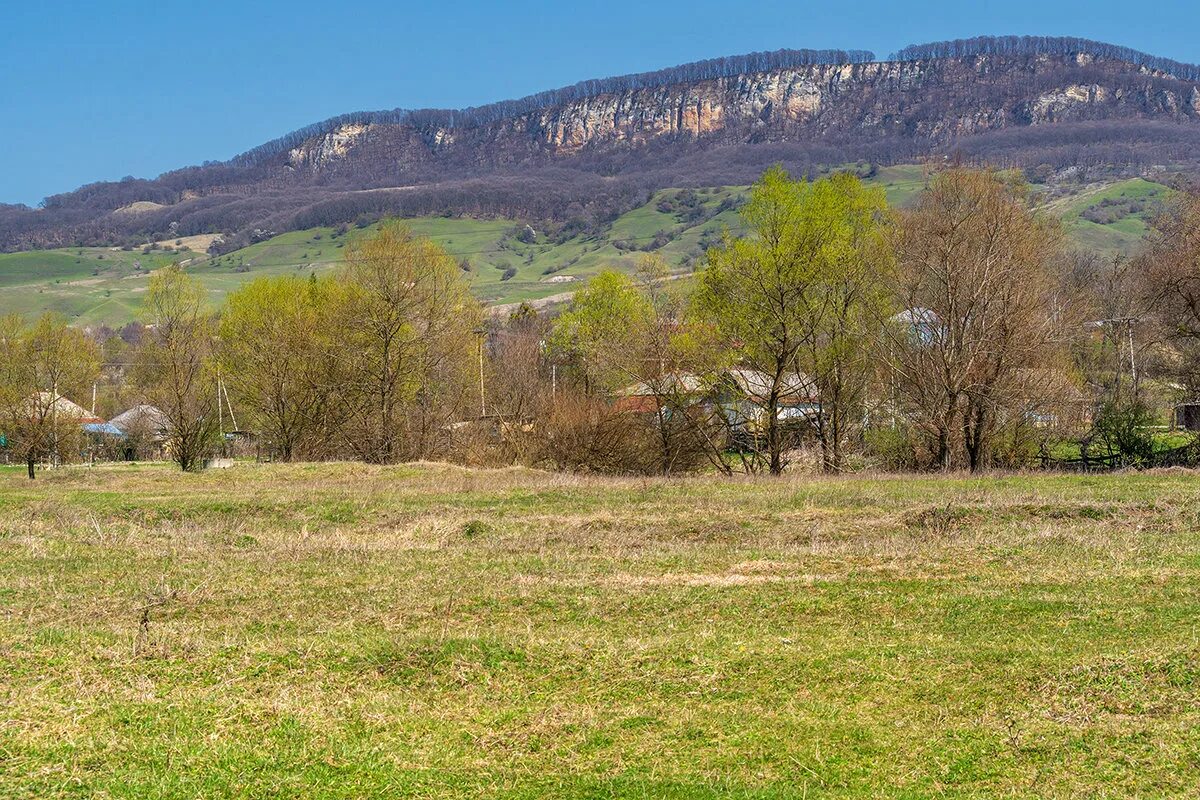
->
(1084, 401), (1157, 466)
(532, 392), (655, 474)
(863, 426), (919, 471)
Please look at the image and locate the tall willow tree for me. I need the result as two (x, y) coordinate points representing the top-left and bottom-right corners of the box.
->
(696, 167), (892, 474)
(219, 275), (334, 461)
(795, 173), (893, 472)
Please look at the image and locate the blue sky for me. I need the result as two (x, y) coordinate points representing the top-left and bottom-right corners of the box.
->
(2, 0), (1199, 205)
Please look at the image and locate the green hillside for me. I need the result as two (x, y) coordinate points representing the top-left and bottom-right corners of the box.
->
(0, 171), (1172, 326)
(1049, 177), (1173, 256)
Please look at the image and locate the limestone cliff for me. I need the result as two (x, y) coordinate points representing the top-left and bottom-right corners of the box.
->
(283, 52), (1200, 176)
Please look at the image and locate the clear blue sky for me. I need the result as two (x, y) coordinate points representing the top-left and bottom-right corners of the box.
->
(3, 0), (1199, 206)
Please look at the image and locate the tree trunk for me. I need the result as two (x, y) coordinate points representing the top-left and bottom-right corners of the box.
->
(766, 386), (783, 475)
(26, 454), (35, 480)
(936, 426), (951, 470)
(964, 401), (988, 473)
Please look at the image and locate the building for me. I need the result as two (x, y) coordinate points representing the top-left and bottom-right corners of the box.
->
(611, 368), (821, 432)
(109, 404), (171, 460)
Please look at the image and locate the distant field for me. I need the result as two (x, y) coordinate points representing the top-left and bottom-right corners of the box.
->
(1051, 177), (1174, 257)
(1, 462), (1199, 797)
(0, 171), (1174, 325)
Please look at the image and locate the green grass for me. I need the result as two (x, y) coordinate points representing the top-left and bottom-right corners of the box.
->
(871, 164), (929, 207)
(0, 171), (1176, 325)
(0, 246), (192, 325)
(1050, 178), (1174, 257)
(2, 462), (1200, 796)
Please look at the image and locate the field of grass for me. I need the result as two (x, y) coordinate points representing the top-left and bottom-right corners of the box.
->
(0, 187), (750, 324)
(2, 461), (1199, 797)
(0, 246), (194, 326)
(1049, 178), (1173, 257)
(0, 170), (1177, 326)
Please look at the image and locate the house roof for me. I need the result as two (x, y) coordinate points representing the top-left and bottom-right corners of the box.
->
(83, 422), (126, 437)
(109, 404), (170, 435)
(615, 372), (705, 397)
(30, 392), (103, 424)
(724, 369), (818, 404)
(613, 369), (820, 405)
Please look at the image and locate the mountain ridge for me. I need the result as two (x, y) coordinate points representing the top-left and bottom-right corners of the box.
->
(4, 36), (1200, 253)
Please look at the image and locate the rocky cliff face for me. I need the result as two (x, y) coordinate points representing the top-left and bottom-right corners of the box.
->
(284, 52), (1200, 176)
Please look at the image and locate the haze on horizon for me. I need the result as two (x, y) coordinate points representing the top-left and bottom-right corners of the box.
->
(3, 0), (1200, 206)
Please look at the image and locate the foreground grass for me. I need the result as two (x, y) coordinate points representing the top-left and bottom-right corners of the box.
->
(1, 462), (1199, 797)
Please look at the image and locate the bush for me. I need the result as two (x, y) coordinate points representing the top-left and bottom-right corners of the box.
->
(863, 426), (919, 471)
(533, 392), (655, 474)
(1084, 401), (1157, 466)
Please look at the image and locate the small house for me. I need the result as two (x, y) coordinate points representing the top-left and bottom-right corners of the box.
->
(109, 404), (170, 460)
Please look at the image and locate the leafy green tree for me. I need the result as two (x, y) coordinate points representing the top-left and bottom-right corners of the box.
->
(219, 275), (332, 460)
(794, 173), (893, 472)
(551, 259), (727, 473)
(549, 268), (655, 393)
(0, 313), (100, 478)
(696, 167), (890, 474)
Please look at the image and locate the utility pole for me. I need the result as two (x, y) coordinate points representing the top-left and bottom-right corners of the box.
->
(216, 365), (224, 437)
(1089, 316), (1140, 402)
(51, 380), (58, 468)
(1127, 319), (1138, 398)
(473, 327), (487, 418)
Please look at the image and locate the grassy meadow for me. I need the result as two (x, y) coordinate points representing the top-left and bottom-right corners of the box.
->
(0, 168), (927, 327)
(1, 461), (1199, 797)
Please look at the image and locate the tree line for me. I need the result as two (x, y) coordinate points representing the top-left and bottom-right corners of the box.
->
(5, 165), (1200, 477)
(891, 36), (1200, 82)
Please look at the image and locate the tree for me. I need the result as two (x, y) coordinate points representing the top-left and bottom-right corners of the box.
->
(550, 260), (723, 474)
(485, 303), (550, 432)
(333, 223), (480, 462)
(793, 173), (893, 472)
(696, 167), (888, 474)
(1139, 190), (1200, 394)
(135, 265), (219, 471)
(219, 275), (332, 460)
(1066, 252), (1150, 409)
(0, 314), (100, 479)
(887, 168), (1072, 471)
(549, 268), (656, 393)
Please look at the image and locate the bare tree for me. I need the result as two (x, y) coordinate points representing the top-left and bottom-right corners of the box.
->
(1139, 189), (1200, 396)
(888, 168), (1072, 471)
(135, 266), (219, 471)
